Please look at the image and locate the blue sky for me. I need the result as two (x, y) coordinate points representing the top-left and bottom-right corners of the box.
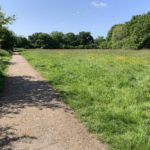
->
(0, 0), (150, 38)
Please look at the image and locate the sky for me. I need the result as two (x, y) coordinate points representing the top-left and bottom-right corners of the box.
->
(0, 0), (150, 38)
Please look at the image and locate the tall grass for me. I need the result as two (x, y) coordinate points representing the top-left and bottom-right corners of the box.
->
(22, 49), (150, 150)
(0, 49), (10, 91)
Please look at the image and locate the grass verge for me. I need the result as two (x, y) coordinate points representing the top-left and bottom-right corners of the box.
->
(0, 49), (10, 92)
(22, 49), (150, 150)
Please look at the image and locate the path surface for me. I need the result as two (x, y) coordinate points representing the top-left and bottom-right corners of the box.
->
(0, 53), (106, 150)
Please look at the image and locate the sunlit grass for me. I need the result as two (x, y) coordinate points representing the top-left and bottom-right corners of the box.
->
(22, 49), (150, 150)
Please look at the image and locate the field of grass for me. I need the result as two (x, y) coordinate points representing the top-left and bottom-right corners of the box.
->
(22, 49), (150, 150)
(0, 49), (10, 92)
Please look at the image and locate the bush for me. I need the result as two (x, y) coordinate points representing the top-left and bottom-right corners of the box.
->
(0, 49), (10, 56)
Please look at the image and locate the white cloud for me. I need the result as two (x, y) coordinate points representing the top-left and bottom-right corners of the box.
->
(91, 1), (107, 8)
(73, 11), (81, 16)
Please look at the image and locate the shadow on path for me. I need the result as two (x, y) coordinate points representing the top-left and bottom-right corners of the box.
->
(0, 75), (71, 118)
(0, 126), (36, 149)
(0, 75), (71, 149)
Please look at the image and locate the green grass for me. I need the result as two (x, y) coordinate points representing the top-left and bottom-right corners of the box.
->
(22, 49), (150, 150)
(0, 49), (10, 92)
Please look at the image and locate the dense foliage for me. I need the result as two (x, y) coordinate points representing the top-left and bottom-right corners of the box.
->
(107, 12), (150, 49)
(15, 36), (31, 49)
(0, 27), (16, 50)
(26, 31), (99, 49)
(0, 7), (15, 51)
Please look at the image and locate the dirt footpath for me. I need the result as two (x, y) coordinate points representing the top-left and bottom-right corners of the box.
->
(0, 53), (106, 150)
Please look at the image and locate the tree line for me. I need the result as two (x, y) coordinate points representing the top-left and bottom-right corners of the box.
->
(0, 7), (150, 51)
(15, 32), (106, 49)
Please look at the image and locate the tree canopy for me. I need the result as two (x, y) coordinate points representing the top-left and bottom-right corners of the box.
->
(106, 12), (150, 49)
(0, 7), (15, 51)
(24, 31), (97, 49)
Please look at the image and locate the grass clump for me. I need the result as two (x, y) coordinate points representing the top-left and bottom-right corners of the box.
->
(0, 49), (10, 92)
(22, 49), (150, 150)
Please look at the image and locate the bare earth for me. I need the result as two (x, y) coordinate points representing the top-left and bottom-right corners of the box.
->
(0, 53), (107, 150)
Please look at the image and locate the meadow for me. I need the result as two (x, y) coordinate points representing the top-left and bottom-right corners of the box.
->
(0, 49), (10, 92)
(22, 49), (150, 150)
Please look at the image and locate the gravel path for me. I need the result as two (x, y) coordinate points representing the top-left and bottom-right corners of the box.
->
(0, 53), (107, 150)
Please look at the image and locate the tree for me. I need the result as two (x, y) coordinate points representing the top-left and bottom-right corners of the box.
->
(28, 32), (56, 49)
(0, 7), (15, 50)
(50, 31), (65, 48)
(106, 11), (150, 49)
(0, 7), (15, 27)
(64, 32), (78, 48)
(36, 33), (54, 49)
(15, 36), (30, 48)
(77, 32), (94, 46)
(95, 36), (107, 49)
(0, 27), (15, 50)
